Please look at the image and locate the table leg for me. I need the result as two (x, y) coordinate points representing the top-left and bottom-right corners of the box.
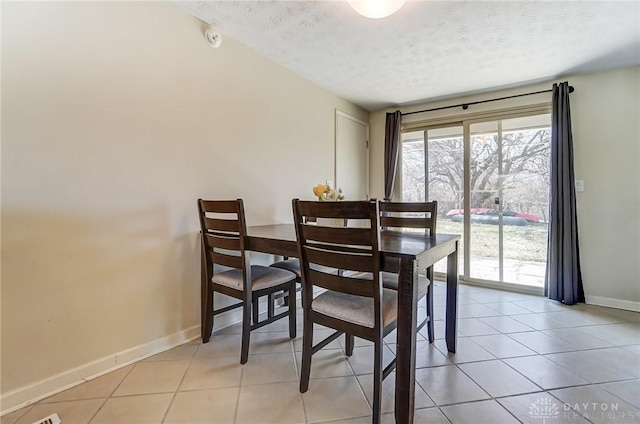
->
(394, 258), (419, 424)
(200, 231), (210, 342)
(445, 241), (459, 352)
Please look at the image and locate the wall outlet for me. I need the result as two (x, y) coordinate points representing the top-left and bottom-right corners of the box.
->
(575, 180), (584, 192)
(325, 180), (333, 189)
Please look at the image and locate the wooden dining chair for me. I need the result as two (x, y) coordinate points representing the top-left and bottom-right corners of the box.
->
(198, 199), (297, 364)
(293, 199), (397, 424)
(379, 200), (437, 342)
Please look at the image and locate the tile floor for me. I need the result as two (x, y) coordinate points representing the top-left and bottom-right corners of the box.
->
(3, 283), (640, 424)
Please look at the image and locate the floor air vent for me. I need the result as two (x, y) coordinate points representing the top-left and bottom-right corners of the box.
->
(32, 413), (61, 424)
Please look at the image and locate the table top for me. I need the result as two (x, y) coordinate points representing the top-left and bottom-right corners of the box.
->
(246, 223), (460, 260)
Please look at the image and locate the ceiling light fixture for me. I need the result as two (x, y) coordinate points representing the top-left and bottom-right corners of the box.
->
(347, 0), (406, 19)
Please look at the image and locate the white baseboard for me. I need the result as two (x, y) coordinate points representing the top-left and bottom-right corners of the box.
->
(453, 279), (639, 313)
(0, 324), (201, 416)
(585, 295), (640, 312)
(1, 296), (294, 416)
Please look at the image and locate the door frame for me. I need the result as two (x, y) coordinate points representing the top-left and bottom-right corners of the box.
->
(335, 110), (370, 199)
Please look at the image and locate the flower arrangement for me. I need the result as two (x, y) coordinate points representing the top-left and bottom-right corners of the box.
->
(312, 183), (344, 201)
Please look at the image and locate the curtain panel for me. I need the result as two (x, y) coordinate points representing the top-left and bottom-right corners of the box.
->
(384, 111), (402, 201)
(545, 82), (585, 305)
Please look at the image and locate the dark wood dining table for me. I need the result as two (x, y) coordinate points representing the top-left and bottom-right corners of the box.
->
(244, 224), (460, 424)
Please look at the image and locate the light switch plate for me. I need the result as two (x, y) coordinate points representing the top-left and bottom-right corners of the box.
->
(575, 180), (584, 192)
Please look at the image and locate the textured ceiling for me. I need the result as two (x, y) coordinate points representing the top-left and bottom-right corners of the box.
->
(174, 1), (640, 111)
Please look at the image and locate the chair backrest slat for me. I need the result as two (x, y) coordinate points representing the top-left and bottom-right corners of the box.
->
(380, 216), (433, 229)
(379, 201), (437, 236)
(297, 200), (373, 220)
(204, 217), (240, 233)
(302, 225), (372, 246)
(305, 246), (376, 274)
(205, 233), (241, 251)
(379, 202), (436, 213)
(200, 200), (239, 214)
(209, 250), (244, 269)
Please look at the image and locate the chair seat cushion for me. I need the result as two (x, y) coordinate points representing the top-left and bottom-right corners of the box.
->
(269, 259), (302, 277)
(311, 288), (398, 328)
(211, 265), (295, 291)
(270, 258), (339, 278)
(381, 272), (430, 296)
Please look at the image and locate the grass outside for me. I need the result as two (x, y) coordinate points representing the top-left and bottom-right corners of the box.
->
(403, 217), (548, 285)
(438, 218), (548, 263)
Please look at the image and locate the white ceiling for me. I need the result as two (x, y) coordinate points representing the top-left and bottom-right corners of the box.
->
(174, 1), (640, 111)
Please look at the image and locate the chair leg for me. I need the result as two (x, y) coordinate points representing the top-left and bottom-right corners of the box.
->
(252, 295), (259, 325)
(372, 339), (383, 424)
(299, 316), (313, 393)
(426, 267), (435, 343)
(268, 293), (275, 319)
(241, 299), (252, 364)
(285, 283), (302, 307)
(202, 291), (214, 343)
(426, 287), (435, 343)
(345, 334), (355, 357)
(288, 285), (297, 339)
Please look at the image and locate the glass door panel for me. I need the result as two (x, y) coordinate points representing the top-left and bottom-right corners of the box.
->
(401, 131), (426, 201)
(402, 126), (464, 276)
(469, 121), (501, 282)
(500, 115), (551, 288)
(468, 115), (551, 287)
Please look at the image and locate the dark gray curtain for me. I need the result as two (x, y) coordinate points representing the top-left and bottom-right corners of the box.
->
(384, 110), (402, 201)
(545, 82), (584, 304)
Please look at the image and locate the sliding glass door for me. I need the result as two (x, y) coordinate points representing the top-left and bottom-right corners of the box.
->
(402, 125), (464, 276)
(401, 112), (551, 290)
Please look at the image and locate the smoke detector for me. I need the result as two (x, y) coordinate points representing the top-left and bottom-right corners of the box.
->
(204, 28), (222, 48)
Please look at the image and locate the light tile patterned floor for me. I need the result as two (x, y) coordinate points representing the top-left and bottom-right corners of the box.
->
(3, 283), (640, 424)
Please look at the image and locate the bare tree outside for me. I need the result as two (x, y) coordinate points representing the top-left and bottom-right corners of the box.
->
(403, 128), (550, 219)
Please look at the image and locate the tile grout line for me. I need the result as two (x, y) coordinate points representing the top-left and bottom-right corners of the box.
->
(232, 356), (245, 424)
(289, 328), (310, 424)
(158, 345), (198, 424)
(86, 360), (138, 424)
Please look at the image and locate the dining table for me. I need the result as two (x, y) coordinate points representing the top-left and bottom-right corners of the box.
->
(242, 223), (460, 424)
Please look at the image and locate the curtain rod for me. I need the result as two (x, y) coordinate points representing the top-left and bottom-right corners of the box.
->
(401, 85), (575, 117)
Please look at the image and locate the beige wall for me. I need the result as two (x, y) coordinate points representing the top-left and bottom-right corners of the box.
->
(1, 1), (367, 410)
(370, 65), (640, 309)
